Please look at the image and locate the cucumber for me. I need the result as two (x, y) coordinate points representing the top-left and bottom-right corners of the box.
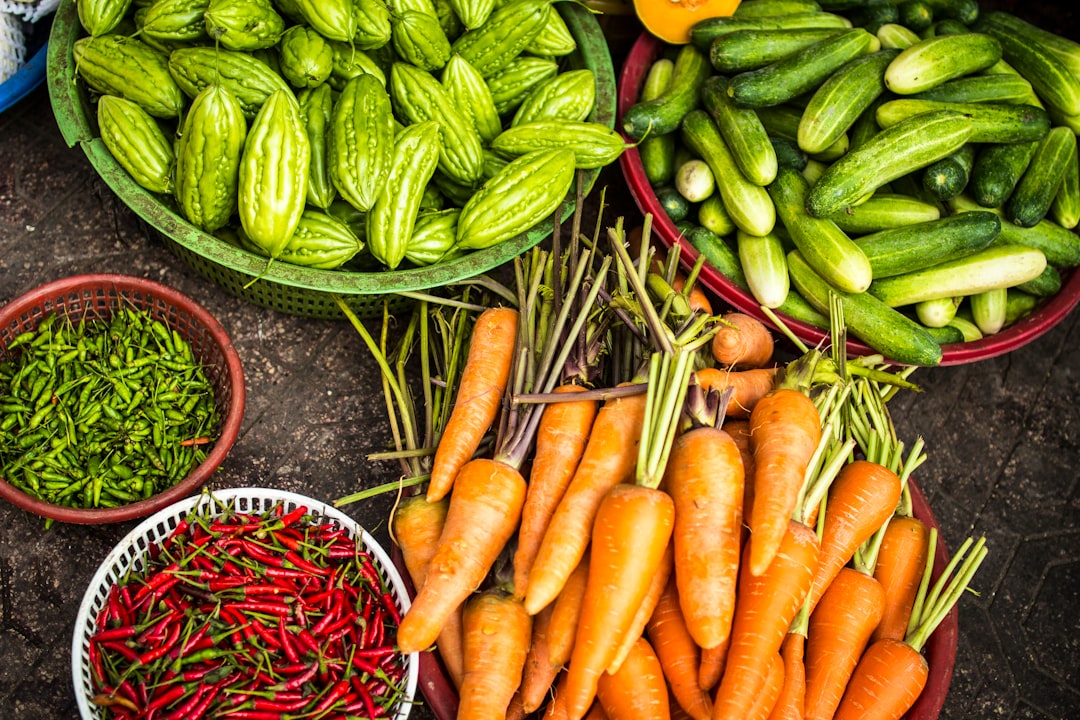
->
(787, 249), (944, 365)
(675, 159), (716, 203)
(949, 193), (1080, 267)
(755, 104), (850, 161)
(921, 323), (966, 345)
(637, 58), (678, 187)
(867, 244), (1048, 306)
(921, 143), (976, 201)
(698, 194), (737, 237)
(701, 76), (777, 187)
(847, 94), (889, 151)
(910, 74), (1035, 104)
(1050, 143), (1079, 230)
(895, 1), (934, 33)
(923, 18), (971, 37)
(707, 28), (848, 73)
(828, 192), (942, 233)
(686, 224), (747, 288)
(853, 209), (1000, 277)
(915, 296), (961, 327)
(681, 109), (777, 237)
(876, 22), (922, 50)
(969, 287), (1008, 334)
(771, 135), (809, 171)
(689, 12), (854, 51)
(735, 0), (825, 17)
(1006, 126), (1077, 228)
(875, 99), (1050, 144)
(968, 141), (1038, 208)
(655, 185), (691, 223)
(798, 49), (899, 155)
(806, 109), (974, 218)
(974, 12), (1080, 116)
(726, 28), (877, 109)
(802, 157), (829, 186)
(769, 166), (873, 293)
(737, 229), (790, 308)
(946, 314), (983, 342)
(975, 11), (1080, 88)
(922, 0), (978, 25)
(1004, 288), (1041, 325)
(622, 44), (710, 141)
(883, 32), (1001, 95)
(1014, 264), (1061, 298)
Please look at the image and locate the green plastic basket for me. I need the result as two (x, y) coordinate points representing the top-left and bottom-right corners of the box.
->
(46, 0), (616, 319)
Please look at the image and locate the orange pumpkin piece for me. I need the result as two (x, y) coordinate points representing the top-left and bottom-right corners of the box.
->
(633, 0), (743, 46)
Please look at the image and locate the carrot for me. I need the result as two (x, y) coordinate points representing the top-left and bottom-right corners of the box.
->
(696, 367), (779, 419)
(711, 519), (820, 719)
(871, 515), (930, 643)
(721, 418), (755, 527)
(427, 306), (518, 502)
(711, 313), (775, 370)
(805, 460), (902, 613)
(585, 702), (610, 720)
(607, 542), (674, 673)
(542, 674), (570, 720)
(546, 556), (590, 671)
(672, 273), (714, 315)
(520, 604), (560, 714)
(390, 495), (465, 687)
(513, 385), (599, 599)
(523, 388), (649, 615)
(646, 576), (712, 720)
(506, 692), (527, 720)
(563, 483), (675, 720)
(697, 636), (728, 694)
(747, 385), (822, 577)
(396, 458), (527, 654)
(803, 567), (886, 720)
(596, 636), (672, 720)
(457, 590), (533, 720)
(743, 651), (786, 720)
(767, 630), (806, 720)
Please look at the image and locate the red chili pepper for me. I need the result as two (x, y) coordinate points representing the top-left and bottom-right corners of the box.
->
(91, 625), (139, 644)
(136, 620), (183, 666)
(143, 682), (188, 714)
(226, 600), (293, 617)
(272, 662), (318, 691)
(284, 550), (329, 576)
(101, 640), (140, 663)
(262, 566), (312, 581)
(347, 674), (382, 719)
(252, 696), (312, 712)
(295, 627), (321, 656)
(278, 504), (310, 528)
(312, 678), (352, 715)
(248, 617), (282, 650)
(278, 615), (301, 664)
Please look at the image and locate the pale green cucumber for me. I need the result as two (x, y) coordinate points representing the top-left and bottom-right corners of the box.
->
(737, 229), (790, 308)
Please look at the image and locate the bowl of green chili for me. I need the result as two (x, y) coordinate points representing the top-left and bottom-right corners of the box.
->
(0, 274), (245, 524)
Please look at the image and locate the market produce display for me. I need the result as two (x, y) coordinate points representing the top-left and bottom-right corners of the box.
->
(64, 0), (624, 273)
(335, 202), (987, 720)
(620, 0), (1080, 365)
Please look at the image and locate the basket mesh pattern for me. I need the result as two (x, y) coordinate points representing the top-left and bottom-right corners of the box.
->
(0, 12), (24, 83)
(71, 488), (419, 720)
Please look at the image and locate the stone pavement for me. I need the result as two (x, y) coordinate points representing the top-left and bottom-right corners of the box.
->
(2, 10), (1080, 720)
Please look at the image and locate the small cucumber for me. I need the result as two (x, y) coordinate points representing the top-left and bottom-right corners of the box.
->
(875, 99), (1050, 144)
(915, 296), (961, 328)
(1006, 126), (1077, 228)
(771, 136), (809, 171)
(876, 22), (922, 50)
(675, 159), (716, 203)
(1050, 143), (1080, 230)
(708, 28), (848, 73)
(921, 323), (966, 345)
(969, 287), (1008, 335)
(734, 0), (826, 17)
(787, 249), (944, 365)
(806, 109), (974, 217)
(909, 74), (1035, 104)
(726, 28), (877, 108)
(1015, 265), (1062, 297)
(637, 58), (677, 187)
(853, 209), (1000, 277)
(655, 185), (691, 223)
(867, 244), (1048, 306)
(922, 0), (978, 25)
(681, 109), (777, 237)
(883, 32), (1001, 95)
(949, 192), (1080, 267)
(1005, 289), (1041, 325)
(895, 1), (934, 33)
(968, 141), (1038, 208)
(689, 11), (854, 51)
(698, 194), (737, 237)
(686, 225), (747, 289)
(946, 314), (983, 342)
(798, 48), (899, 155)
(700, 76), (777, 186)
(623, 44), (710, 141)
(737, 229), (790, 308)
(769, 166), (873, 293)
(755, 104), (850, 161)
(828, 192), (943, 233)
(921, 143), (976, 201)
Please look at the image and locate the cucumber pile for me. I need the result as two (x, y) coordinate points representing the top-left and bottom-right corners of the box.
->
(623, 0), (1080, 365)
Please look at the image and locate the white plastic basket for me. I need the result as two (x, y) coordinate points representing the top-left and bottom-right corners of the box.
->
(71, 487), (419, 720)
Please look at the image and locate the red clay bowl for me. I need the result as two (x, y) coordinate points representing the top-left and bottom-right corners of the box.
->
(0, 274), (245, 523)
(617, 31), (1080, 367)
(393, 478), (958, 720)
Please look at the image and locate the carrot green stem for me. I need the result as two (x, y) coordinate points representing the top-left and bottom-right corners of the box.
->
(511, 382), (647, 405)
(334, 474), (428, 507)
(394, 289), (494, 311)
(637, 349), (695, 490)
(760, 305), (811, 355)
(905, 533), (988, 653)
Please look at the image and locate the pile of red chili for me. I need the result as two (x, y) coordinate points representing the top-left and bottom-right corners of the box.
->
(86, 498), (411, 719)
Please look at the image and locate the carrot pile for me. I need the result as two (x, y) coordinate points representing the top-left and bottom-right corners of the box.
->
(339, 208), (988, 720)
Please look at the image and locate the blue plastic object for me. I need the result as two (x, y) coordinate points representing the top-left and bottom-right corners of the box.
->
(0, 35), (48, 114)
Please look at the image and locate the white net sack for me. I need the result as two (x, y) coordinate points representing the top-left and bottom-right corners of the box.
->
(0, 0), (59, 84)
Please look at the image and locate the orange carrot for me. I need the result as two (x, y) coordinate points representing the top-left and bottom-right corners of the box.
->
(596, 636), (671, 720)
(665, 426), (745, 650)
(513, 385), (599, 598)
(646, 577), (712, 720)
(542, 674), (570, 720)
(697, 636), (728, 694)
(805, 460), (902, 613)
(721, 419), (755, 526)
(696, 366), (779, 419)
(584, 702), (610, 720)
(390, 495), (465, 687)
(803, 567), (886, 720)
(457, 590), (533, 720)
(524, 389), (648, 615)
(832, 637), (928, 720)
(396, 458), (527, 654)
(743, 651), (786, 720)
(767, 630), (806, 720)
(563, 483), (675, 720)
(521, 604), (560, 714)
(711, 519), (820, 719)
(506, 692), (527, 720)
(547, 556), (590, 671)
(871, 515), (930, 644)
(607, 542), (674, 673)
(427, 306), (518, 502)
(711, 313), (775, 370)
(747, 387), (822, 576)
